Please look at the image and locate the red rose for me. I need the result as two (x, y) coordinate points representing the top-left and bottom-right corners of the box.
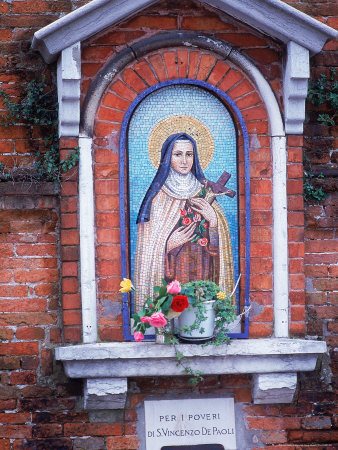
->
(171, 295), (189, 312)
(198, 237), (208, 246)
(180, 209), (187, 216)
(182, 217), (192, 225)
(203, 222), (208, 228)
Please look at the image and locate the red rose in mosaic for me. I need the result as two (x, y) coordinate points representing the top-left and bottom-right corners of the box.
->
(198, 237), (208, 246)
(180, 208), (187, 216)
(171, 295), (189, 312)
(182, 217), (192, 225)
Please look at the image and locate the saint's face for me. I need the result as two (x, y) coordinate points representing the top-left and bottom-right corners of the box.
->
(170, 141), (194, 175)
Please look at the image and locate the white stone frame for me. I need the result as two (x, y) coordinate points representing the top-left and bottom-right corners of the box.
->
(36, 0), (337, 407)
(54, 40), (327, 406)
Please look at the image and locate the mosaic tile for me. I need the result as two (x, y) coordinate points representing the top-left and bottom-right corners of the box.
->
(127, 84), (239, 307)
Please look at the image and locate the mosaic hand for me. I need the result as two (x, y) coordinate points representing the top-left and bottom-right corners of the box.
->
(190, 197), (217, 227)
(166, 222), (196, 252)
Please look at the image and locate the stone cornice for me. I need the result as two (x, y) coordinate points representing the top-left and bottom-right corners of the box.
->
(31, 0), (337, 63)
(56, 339), (327, 407)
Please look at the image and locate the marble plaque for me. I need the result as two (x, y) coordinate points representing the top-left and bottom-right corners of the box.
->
(144, 398), (236, 449)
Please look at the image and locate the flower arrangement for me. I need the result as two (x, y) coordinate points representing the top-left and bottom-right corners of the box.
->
(120, 277), (238, 385)
(120, 278), (237, 345)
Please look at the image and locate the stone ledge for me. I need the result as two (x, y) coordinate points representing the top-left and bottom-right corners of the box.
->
(56, 339), (326, 407)
(0, 181), (60, 196)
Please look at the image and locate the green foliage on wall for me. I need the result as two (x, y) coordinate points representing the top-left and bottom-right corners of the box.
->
(0, 77), (79, 182)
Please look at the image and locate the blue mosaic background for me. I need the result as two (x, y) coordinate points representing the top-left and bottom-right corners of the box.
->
(128, 84), (239, 286)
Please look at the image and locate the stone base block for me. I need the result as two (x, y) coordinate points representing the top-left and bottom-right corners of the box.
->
(252, 372), (297, 404)
(84, 377), (127, 409)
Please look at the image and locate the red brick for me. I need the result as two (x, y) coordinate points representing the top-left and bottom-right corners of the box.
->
(0, 285), (28, 297)
(32, 424), (63, 438)
(97, 260), (121, 276)
(290, 322), (306, 336)
(96, 196), (119, 211)
(188, 52), (200, 78)
(245, 48), (280, 64)
(134, 60), (158, 86)
(291, 305), (306, 322)
(236, 92), (261, 109)
(247, 417), (301, 430)
(288, 136), (303, 147)
(97, 229), (120, 244)
(127, 15), (176, 29)
(305, 265), (328, 278)
(97, 107), (125, 123)
(251, 195), (272, 210)
(50, 328), (62, 343)
(97, 245), (121, 260)
(177, 50), (189, 78)
(98, 277), (121, 292)
(41, 349), (53, 376)
(62, 278), (79, 294)
(0, 413), (30, 424)
(63, 310), (82, 326)
(219, 69), (243, 92)
(64, 422), (122, 436)
(82, 46), (113, 62)
(250, 258), (272, 274)
(163, 51), (177, 79)
(10, 371), (37, 385)
(288, 164), (303, 178)
(64, 327), (81, 343)
(99, 327), (124, 342)
(289, 259), (304, 274)
(149, 54), (167, 82)
(0, 312), (57, 327)
(95, 179), (119, 195)
(14, 269), (58, 283)
(261, 430), (288, 444)
(306, 239), (338, 254)
(288, 212), (304, 226)
(250, 274), (272, 290)
(181, 16), (236, 31)
(103, 92), (130, 111)
(122, 69), (147, 93)
(242, 105), (267, 121)
(107, 435), (139, 450)
(61, 230), (79, 246)
(94, 163), (118, 179)
(0, 425), (32, 438)
(207, 60), (230, 85)
(82, 62), (103, 77)
(249, 323), (273, 338)
(96, 212), (120, 228)
(288, 148), (303, 163)
(111, 80), (137, 101)
(288, 243), (305, 258)
(95, 30), (145, 45)
(0, 342), (38, 356)
(16, 327), (44, 340)
(196, 54), (216, 81)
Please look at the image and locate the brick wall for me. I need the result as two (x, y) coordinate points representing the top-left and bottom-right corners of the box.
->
(0, 0), (337, 448)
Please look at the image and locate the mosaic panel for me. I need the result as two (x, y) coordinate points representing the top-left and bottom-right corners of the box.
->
(127, 84), (239, 309)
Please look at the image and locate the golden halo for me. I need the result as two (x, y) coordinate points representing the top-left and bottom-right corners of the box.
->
(148, 115), (214, 170)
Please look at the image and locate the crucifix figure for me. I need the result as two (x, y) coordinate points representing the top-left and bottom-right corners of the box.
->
(202, 171), (236, 204)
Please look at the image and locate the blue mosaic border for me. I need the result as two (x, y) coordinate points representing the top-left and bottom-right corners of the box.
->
(119, 79), (251, 340)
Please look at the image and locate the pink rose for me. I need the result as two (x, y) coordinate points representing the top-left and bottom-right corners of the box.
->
(149, 312), (167, 328)
(140, 316), (151, 323)
(134, 331), (144, 342)
(193, 213), (201, 222)
(167, 280), (181, 295)
(182, 217), (192, 226)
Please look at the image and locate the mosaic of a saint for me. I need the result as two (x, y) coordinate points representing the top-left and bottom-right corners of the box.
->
(134, 132), (235, 309)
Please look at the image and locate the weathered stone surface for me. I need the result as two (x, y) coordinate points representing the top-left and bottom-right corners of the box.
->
(252, 372), (297, 404)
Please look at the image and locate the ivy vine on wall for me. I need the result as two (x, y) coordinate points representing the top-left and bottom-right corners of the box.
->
(304, 68), (337, 203)
(0, 77), (79, 182)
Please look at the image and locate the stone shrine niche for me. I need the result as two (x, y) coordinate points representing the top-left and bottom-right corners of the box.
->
(120, 80), (250, 339)
(30, 0), (336, 409)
